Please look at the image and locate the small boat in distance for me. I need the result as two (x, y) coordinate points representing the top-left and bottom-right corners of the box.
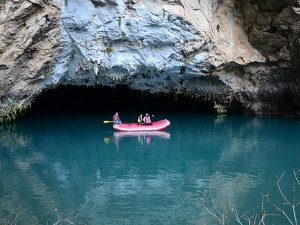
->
(113, 119), (170, 132)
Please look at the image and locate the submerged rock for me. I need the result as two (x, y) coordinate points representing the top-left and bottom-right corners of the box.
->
(0, 0), (300, 121)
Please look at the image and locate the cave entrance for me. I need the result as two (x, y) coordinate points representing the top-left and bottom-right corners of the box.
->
(26, 85), (216, 117)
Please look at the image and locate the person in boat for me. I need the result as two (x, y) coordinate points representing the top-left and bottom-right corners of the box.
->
(143, 113), (152, 125)
(113, 112), (122, 124)
(138, 114), (144, 124)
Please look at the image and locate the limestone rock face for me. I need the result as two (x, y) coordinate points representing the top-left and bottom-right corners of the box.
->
(241, 0), (300, 65)
(55, 0), (265, 85)
(0, 0), (300, 121)
(0, 0), (61, 121)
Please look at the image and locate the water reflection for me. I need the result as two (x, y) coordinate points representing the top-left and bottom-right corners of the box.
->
(114, 131), (171, 139)
(76, 171), (261, 224)
(0, 124), (60, 224)
(0, 123), (33, 150)
(113, 131), (170, 146)
(0, 114), (299, 224)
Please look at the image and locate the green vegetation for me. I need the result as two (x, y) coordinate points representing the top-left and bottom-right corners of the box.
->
(166, 75), (172, 82)
(183, 90), (191, 98)
(42, 68), (53, 79)
(0, 101), (31, 123)
(105, 47), (115, 55)
(216, 24), (220, 32)
(214, 102), (227, 114)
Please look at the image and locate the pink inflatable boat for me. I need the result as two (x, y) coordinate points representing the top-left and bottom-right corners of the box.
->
(113, 119), (170, 132)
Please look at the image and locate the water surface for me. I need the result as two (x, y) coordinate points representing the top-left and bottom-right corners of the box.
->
(0, 113), (300, 224)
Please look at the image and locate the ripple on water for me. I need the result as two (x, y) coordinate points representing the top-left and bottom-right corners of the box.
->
(0, 114), (300, 224)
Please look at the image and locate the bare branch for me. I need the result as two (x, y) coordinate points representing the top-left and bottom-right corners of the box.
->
(225, 203), (233, 225)
(293, 205), (298, 225)
(212, 198), (222, 218)
(277, 172), (291, 205)
(292, 183), (298, 225)
(9, 211), (20, 225)
(52, 209), (76, 225)
(258, 194), (266, 225)
(53, 218), (75, 225)
(232, 209), (244, 225)
(277, 172), (298, 225)
(243, 213), (251, 225)
(294, 169), (300, 186)
(201, 171), (300, 225)
(200, 192), (225, 225)
(266, 195), (294, 225)
(8, 204), (31, 225)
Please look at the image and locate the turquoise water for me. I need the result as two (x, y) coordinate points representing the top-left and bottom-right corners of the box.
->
(0, 113), (300, 224)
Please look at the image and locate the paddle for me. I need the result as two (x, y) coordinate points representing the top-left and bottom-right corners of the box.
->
(103, 120), (115, 124)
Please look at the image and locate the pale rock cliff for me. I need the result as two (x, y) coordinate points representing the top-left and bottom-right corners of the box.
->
(0, 0), (60, 121)
(0, 0), (299, 121)
(55, 0), (264, 86)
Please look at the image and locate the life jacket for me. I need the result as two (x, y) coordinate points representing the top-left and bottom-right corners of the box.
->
(145, 116), (151, 124)
(138, 116), (143, 123)
(113, 114), (119, 121)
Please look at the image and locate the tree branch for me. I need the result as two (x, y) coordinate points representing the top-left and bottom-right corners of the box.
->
(294, 169), (300, 186)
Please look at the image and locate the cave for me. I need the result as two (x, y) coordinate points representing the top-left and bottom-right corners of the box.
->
(25, 85), (218, 117)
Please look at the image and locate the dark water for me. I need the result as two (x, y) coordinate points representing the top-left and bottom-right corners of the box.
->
(0, 113), (300, 224)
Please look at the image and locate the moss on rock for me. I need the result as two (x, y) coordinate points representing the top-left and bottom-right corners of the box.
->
(214, 102), (227, 114)
(0, 101), (31, 123)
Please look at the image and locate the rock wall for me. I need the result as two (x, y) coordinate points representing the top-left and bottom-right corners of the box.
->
(0, 0), (299, 121)
(55, 0), (265, 86)
(228, 0), (300, 115)
(0, 0), (61, 121)
(241, 0), (300, 65)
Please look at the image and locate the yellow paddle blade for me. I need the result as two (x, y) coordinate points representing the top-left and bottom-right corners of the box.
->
(103, 120), (114, 124)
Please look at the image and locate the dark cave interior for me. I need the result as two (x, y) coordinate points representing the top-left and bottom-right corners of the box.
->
(26, 85), (219, 117)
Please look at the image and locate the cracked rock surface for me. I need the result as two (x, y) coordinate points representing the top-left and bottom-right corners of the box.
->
(0, 0), (300, 120)
(0, 0), (61, 120)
